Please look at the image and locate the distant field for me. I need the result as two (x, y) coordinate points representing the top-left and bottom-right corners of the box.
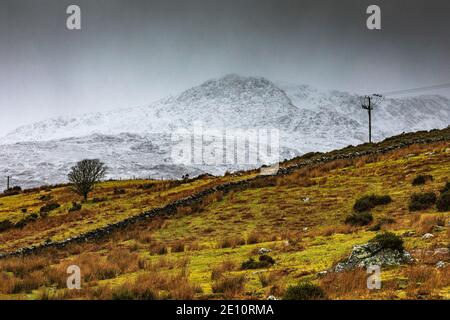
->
(0, 130), (449, 300)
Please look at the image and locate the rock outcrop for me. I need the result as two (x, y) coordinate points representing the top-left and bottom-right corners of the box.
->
(334, 242), (414, 272)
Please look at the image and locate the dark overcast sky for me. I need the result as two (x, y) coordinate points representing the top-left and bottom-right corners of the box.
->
(0, 0), (449, 135)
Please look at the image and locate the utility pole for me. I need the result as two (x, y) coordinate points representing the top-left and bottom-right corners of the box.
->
(6, 176), (10, 190)
(360, 94), (382, 143)
(361, 96), (373, 143)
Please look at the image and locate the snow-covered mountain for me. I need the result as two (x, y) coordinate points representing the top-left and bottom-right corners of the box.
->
(1, 75), (299, 143)
(1, 74), (449, 188)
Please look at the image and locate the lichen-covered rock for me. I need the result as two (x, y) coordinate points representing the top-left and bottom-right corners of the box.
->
(358, 249), (414, 268)
(317, 270), (328, 277)
(422, 233), (434, 240)
(334, 242), (414, 272)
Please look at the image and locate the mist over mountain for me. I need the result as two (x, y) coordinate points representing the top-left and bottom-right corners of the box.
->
(1, 74), (449, 188)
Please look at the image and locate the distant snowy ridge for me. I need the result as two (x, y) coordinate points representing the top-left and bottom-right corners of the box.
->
(1, 75), (297, 143)
(3, 74), (449, 145)
(1, 74), (449, 188)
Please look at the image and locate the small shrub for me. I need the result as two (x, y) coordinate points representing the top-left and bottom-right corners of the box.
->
(0, 219), (14, 232)
(241, 258), (260, 270)
(157, 246), (168, 255)
(113, 188), (126, 195)
(436, 215), (446, 227)
(416, 215), (443, 234)
(92, 197), (107, 203)
(319, 269), (368, 298)
(409, 192), (437, 211)
(412, 174), (433, 186)
(171, 242), (185, 253)
(370, 231), (404, 252)
(150, 244), (168, 255)
(217, 237), (245, 249)
(436, 191), (450, 212)
(139, 183), (154, 190)
(345, 211), (373, 226)
(16, 213), (39, 227)
(258, 271), (282, 287)
(259, 254), (275, 265)
(241, 255), (275, 270)
(283, 282), (327, 300)
(3, 186), (22, 196)
(68, 202), (82, 213)
(39, 211), (49, 218)
(111, 283), (158, 300)
(40, 202), (60, 213)
(246, 232), (262, 244)
(38, 194), (52, 201)
(440, 182), (450, 194)
(212, 274), (246, 297)
(217, 238), (232, 249)
(353, 194), (392, 212)
(378, 217), (395, 225)
(11, 271), (45, 294)
(211, 260), (237, 280)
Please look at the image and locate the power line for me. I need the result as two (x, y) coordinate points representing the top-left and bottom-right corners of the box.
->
(381, 82), (450, 96)
(358, 81), (450, 144)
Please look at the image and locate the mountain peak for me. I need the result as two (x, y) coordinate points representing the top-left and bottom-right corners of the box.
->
(212, 73), (266, 82)
(191, 74), (276, 93)
(173, 74), (288, 105)
(202, 73), (273, 89)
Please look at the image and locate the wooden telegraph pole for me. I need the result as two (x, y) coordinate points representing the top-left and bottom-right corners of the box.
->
(361, 94), (382, 143)
(362, 96), (372, 143)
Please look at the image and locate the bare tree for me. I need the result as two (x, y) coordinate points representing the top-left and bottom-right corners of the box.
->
(68, 159), (107, 201)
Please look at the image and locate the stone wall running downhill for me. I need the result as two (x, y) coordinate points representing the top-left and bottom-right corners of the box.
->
(0, 133), (448, 259)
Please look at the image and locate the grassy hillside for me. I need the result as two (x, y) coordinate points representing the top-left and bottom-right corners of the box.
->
(0, 174), (256, 252)
(0, 129), (449, 300)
